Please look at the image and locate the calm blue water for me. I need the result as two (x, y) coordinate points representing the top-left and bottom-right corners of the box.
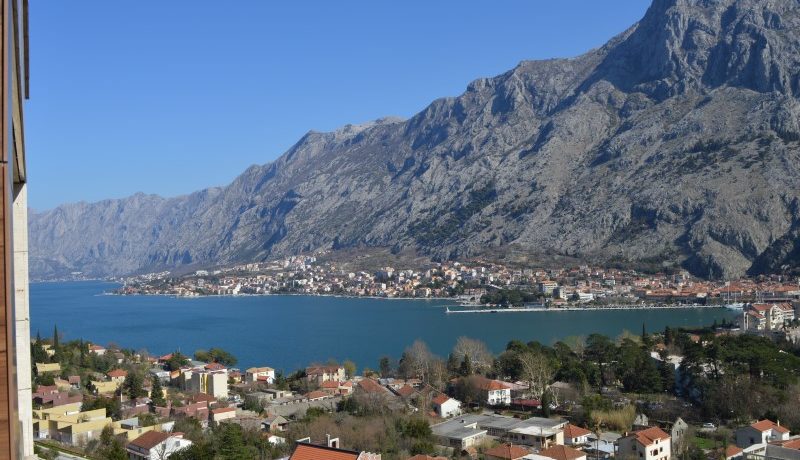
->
(30, 281), (736, 373)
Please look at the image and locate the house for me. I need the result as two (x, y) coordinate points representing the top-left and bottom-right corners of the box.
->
(618, 427), (671, 460)
(484, 443), (531, 460)
(126, 431), (193, 460)
(670, 417), (689, 453)
(107, 368), (127, 384)
(506, 416), (568, 448)
(306, 365), (346, 384)
(261, 414), (289, 433)
(564, 424), (592, 445)
(736, 420), (791, 448)
(187, 369), (229, 399)
(35, 362), (61, 374)
(90, 380), (121, 395)
(473, 376), (512, 406)
(432, 394), (461, 418)
(33, 403), (112, 446)
(431, 417), (488, 449)
(306, 390), (328, 402)
(539, 445), (587, 460)
(245, 366), (275, 384)
(723, 445), (743, 460)
(743, 303), (796, 331)
(89, 344), (106, 355)
(210, 407), (237, 423)
(289, 438), (381, 460)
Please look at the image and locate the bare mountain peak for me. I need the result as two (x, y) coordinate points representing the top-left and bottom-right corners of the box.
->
(29, 0), (800, 280)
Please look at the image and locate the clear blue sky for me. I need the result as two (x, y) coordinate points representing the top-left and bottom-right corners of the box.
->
(27, 1), (650, 211)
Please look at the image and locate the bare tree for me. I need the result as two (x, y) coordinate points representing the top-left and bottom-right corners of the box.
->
(451, 337), (493, 374)
(519, 351), (553, 400)
(402, 340), (434, 381)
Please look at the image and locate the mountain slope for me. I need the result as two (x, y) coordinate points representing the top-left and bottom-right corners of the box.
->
(30, 0), (800, 280)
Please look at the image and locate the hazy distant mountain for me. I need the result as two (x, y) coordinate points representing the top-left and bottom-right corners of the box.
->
(30, 0), (800, 280)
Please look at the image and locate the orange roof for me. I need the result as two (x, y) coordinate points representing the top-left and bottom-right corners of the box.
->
(540, 445), (586, 460)
(751, 419), (789, 433)
(290, 443), (360, 460)
(778, 439), (800, 450)
(629, 427), (671, 447)
(211, 407), (235, 414)
(306, 390), (327, 400)
(396, 385), (416, 398)
(357, 378), (388, 394)
(564, 424), (592, 438)
(107, 369), (127, 378)
(473, 376), (509, 391)
(320, 381), (340, 389)
(484, 443), (530, 459)
(431, 394), (451, 406)
(129, 430), (171, 450)
(725, 445), (743, 458)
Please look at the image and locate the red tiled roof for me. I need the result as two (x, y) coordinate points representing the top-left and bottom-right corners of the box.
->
(107, 369), (127, 378)
(320, 381), (340, 389)
(725, 445), (743, 458)
(540, 445), (586, 460)
(431, 394), (450, 406)
(357, 378), (388, 394)
(129, 430), (171, 450)
(306, 391), (327, 400)
(484, 443), (531, 459)
(290, 443), (360, 460)
(473, 376), (509, 391)
(778, 439), (800, 450)
(211, 407), (235, 414)
(629, 427), (671, 447)
(564, 424), (592, 439)
(751, 419), (789, 433)
(396, 385), (416, 398)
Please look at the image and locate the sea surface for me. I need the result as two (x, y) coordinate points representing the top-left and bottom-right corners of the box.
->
(31, 281), (737, 373)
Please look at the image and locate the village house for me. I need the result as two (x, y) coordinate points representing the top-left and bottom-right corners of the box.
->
(289, 437), (382, 460)
(539, 445), (587, 460)
(210, 407), (237, 423)
(262, 414), (289, 433)
(473, 376), (511, 406)
(484, 443), (531, 460)
(107, 368), (127, 385)
(306, 365), (346, 384)
(743, 303), (796, 332)
(126, 431), (193, 460)
(33, 403), (112, 446)
(564, 424), (592, 446)
(432, 394), (461, 418)
(618, 427), (671, 460)
(245, 366), (275, 384)
(736, 420), (791, 448)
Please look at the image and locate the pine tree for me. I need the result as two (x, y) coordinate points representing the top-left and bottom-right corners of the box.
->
(459, 355), (472, 376)
(150, 377), (166, 407)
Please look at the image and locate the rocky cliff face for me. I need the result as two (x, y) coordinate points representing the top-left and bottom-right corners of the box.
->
(30, 0), (800, 279)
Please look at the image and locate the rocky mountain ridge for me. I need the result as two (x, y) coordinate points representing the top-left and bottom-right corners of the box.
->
(30, 0), (800, 279)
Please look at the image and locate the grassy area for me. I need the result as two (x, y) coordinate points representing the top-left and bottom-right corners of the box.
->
(692, 435), (717, 450)
(35, 440), (94, 459)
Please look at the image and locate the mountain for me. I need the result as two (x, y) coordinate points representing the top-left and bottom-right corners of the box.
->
(30, 0), (800, 280)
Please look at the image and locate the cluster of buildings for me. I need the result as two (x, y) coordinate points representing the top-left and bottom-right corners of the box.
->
(115, 257), (800, 307)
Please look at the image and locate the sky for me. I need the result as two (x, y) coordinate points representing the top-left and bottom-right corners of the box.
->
(27, 1), (650, 211)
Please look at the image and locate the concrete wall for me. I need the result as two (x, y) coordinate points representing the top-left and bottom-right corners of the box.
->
(12, 184), (33, 458)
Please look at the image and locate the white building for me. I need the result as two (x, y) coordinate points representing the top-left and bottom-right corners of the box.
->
(432, 394), (461, 418)
(126, 431), (192, 460)
(736, 420), (791, 448)
(245, 367), (275, 384)
(618, 427), (671, 460)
